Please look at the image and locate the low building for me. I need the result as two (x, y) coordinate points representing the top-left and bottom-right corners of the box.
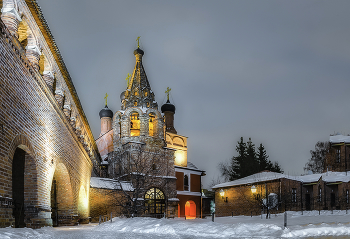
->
(212, 171), (350, 217)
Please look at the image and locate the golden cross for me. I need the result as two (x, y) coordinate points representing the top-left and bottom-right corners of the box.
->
(165, 87), (171, 101)
(104, 93), (108, 106)
(125, 73), (131, 87)
(136, 36), (141, 48)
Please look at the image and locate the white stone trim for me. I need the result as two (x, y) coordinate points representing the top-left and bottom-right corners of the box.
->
(63, 105), (71, 110)
(70, 117), (76, 121)
(175, 167), (203, 175)
(55, 89), (64, 97)
(1, 8), (22, 21)
(177, 191), (201, 196)
(43, 71), (54, 78)
(26, 44), (41, 55)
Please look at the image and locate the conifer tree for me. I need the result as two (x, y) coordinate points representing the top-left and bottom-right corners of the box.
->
(219, 137), (283, 181)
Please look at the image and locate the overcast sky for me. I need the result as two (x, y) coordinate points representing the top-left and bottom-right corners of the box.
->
(36, 0), (350, 188)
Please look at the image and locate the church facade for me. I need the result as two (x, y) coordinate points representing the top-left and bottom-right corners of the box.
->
(94, 46), (205, 219)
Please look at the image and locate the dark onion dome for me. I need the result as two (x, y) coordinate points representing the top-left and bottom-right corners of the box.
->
(134, 48), (144, 56)
(99, 105), (113, 118)
(120, 91), (126, 102)
(161, 100), (175, 113)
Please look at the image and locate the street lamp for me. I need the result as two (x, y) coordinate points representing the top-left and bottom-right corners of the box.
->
(250, 184), (269, 219)
(219, 189), (228, 202)
(251, 185), (257, 194)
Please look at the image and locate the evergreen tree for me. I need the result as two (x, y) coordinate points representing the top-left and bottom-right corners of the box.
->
(219, 137), (283, 181)
(257, 143), (270, 171)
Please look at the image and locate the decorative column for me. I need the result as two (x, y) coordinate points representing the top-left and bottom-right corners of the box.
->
(42, 71), (54, 93)
(25, 44), (41, 71)
(139, 115), (148, 136)
(121, 116), (128, 137)
(1, 7), (21, 38)
(54, 89), (64, 109)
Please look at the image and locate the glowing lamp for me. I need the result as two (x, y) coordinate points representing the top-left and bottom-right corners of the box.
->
(219, 189), (225, 197)
(251, 185), (257, 194)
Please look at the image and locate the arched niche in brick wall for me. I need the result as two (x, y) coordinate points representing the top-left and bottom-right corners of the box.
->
(10, 140), (40, 228)
(50, 163), (75, 226)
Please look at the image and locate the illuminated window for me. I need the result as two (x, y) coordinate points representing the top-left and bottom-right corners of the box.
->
(347, 190), (349, 204)
(318, 188), (322, 202)
(146, 102), (150, 107)
(149, 113), (155, 136)
(134, 91), (138, 96)
(134, 101), (137, 106)
(145, 188), (165, 217)
(144, 91), (148, 97)
(130, 112), (140, 136)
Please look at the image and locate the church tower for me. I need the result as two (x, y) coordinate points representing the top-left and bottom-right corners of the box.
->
(107, 45), (178, 217)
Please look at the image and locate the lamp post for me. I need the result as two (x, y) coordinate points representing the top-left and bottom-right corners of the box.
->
(251, 184), (269, 219)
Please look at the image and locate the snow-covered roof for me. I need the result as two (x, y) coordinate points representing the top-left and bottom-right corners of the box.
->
(187, 161), (199, 170)
(212, 172), (293, 189)
(322, 171), (350, 183)
(90, 177), (134, 191)
(330, 134), (350, 143)
(212, 171), (350, 189)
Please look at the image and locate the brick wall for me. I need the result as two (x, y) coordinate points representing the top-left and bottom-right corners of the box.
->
(0, 10), (95, 228)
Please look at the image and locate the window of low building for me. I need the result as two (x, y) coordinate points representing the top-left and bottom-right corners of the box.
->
(291, 188), (297, 203)
(184, 175), (189, 191)
(336, 148), (341, 163)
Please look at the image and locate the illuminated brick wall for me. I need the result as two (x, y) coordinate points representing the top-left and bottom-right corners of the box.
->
(89, 188), (124, 222)
(0, 1), (98, 228)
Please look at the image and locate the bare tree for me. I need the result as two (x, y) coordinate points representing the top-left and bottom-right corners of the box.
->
(304, 141), (330, 173)
(108, 142), (172, 217)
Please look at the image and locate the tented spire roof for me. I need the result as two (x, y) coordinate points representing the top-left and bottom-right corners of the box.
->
(121, 47), (157, 110)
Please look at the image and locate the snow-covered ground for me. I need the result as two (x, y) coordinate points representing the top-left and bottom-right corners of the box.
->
(1, 211), (350, 238)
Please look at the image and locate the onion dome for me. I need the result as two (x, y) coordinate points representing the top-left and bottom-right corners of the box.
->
(99, 105), (113, 119)
(161, 100), (175, 113)
(120, 91), (126, 102)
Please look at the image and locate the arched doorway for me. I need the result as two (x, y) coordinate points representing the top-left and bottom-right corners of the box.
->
(12, 147), (38, 228)
(185, 200), (196, 219)
(12, 148), (26, 228)
(50, 163), (75, 226)
(144, 188), (165, 218)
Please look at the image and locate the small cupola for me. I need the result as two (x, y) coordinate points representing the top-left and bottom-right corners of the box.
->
(161, 88), (177, 134)
(99, 105), (113, 119)
(161, 99), (175, 114)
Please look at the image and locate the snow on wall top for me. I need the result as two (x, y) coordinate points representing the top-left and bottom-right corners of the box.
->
(330, 134), (350, 143)
(212, 171), (350, 189)
(90, 177), (134, 191)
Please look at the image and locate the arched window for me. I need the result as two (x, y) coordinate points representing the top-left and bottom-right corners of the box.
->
(130, 112), (140, 136)
(149, 113), (155, 136)
(144, 188), (165, 218)
(184, 175), (189, 191)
